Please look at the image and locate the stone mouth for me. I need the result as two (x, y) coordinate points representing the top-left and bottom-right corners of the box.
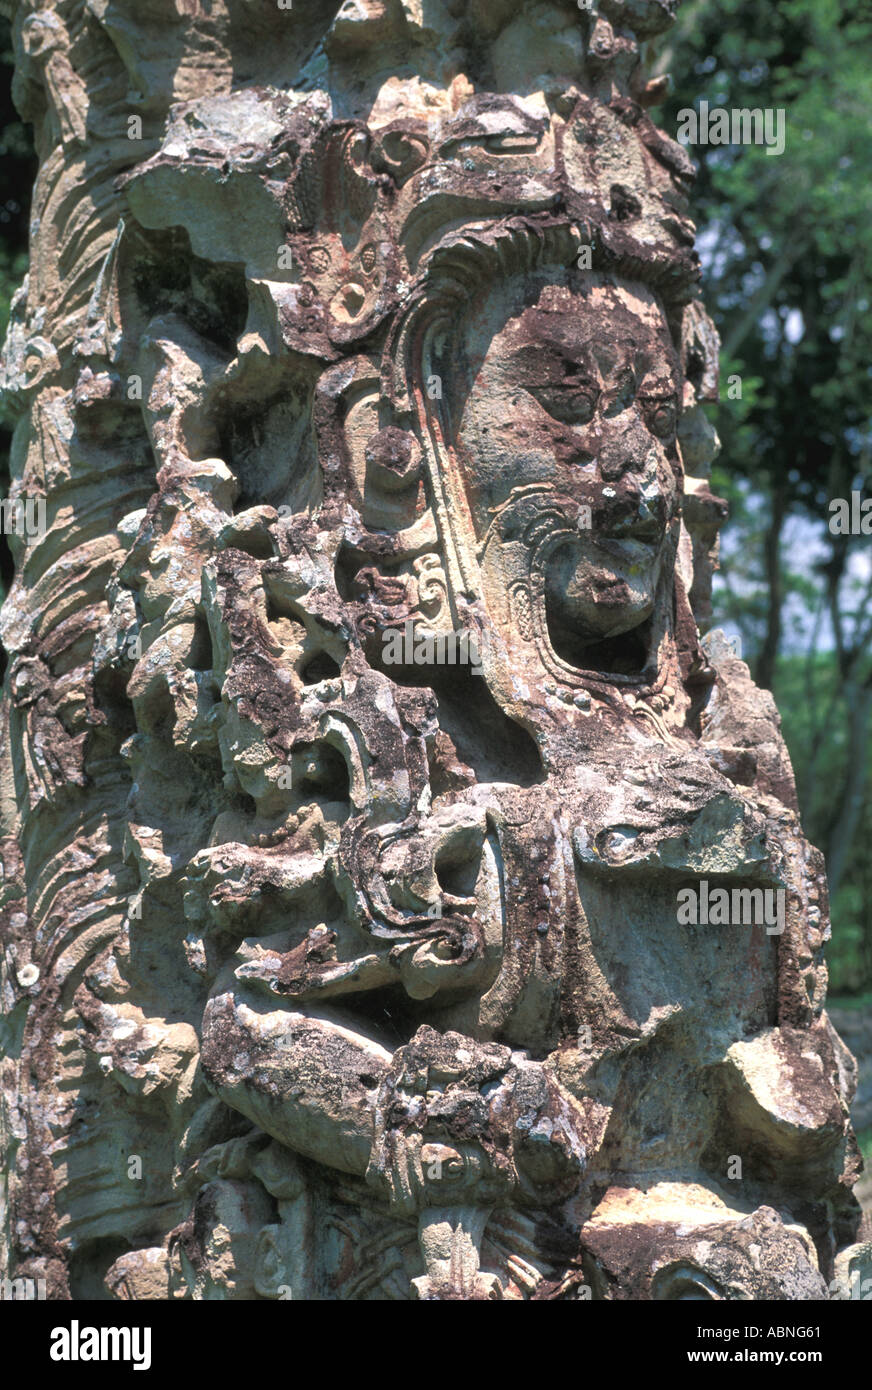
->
(545, 610), (653, 680)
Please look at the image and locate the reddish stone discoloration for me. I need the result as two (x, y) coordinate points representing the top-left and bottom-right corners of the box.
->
(582, 1201), (828, 1300)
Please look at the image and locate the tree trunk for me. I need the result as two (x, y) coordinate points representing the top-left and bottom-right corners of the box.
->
(826, 680), (872, 899)
(755, 477), (787, 692)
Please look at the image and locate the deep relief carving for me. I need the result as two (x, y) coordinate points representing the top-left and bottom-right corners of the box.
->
(0, 0), (866, 1302)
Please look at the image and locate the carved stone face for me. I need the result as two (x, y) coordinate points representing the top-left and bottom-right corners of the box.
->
(456, 275), (681, 653)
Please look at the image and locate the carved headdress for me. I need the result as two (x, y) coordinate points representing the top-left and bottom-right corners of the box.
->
(110, 6), (719, 756)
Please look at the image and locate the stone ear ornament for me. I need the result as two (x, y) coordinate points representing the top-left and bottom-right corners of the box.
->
(364, 425), (423, 493)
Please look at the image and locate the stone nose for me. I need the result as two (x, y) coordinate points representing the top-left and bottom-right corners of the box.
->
(599, 479), (666, 540)
(597, 415), (659, 484)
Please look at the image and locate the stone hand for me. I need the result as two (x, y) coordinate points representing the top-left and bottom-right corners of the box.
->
(366, 1025), (588, 1215)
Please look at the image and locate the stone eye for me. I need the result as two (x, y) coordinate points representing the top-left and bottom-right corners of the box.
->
(530, 385), (598, 426)
(646, 399), (678, 437)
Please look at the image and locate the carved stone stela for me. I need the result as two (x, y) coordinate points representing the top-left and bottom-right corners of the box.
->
(0, 0), (865, 1301)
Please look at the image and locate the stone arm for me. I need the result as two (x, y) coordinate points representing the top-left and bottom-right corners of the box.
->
(201, 977), (589, 1298)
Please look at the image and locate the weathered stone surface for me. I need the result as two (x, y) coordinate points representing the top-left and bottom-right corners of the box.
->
(0, 0), (863, 1300)
(829, 1005), (872, 1133)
